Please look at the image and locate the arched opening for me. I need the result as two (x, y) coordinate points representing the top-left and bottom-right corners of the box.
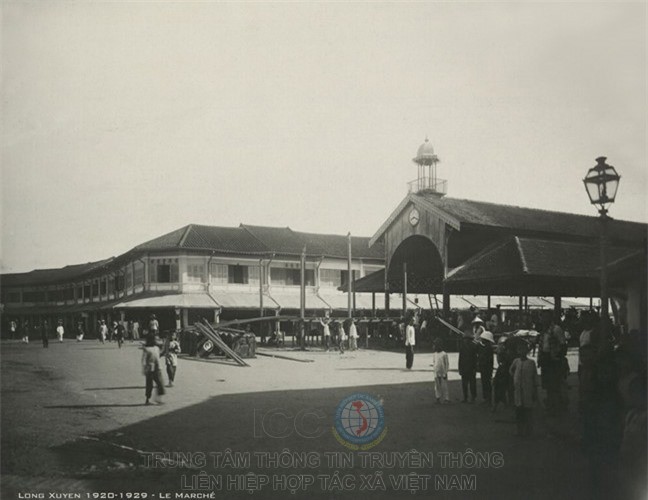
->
(387, 235), (444, 293)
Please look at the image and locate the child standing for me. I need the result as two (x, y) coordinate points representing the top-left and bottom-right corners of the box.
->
(164, 331), (181, 387)
(509, 342), (539, 436)
(432, 340), (450, 403)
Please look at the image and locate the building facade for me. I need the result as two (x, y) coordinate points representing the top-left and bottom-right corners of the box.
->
(1, 224), (385, 336)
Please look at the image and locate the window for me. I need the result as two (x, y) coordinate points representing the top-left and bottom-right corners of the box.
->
(151, 259), (179, 283)
(92, 281), (99, 296)
(320, 269), (342, 287)
(4, 291), (21, 303)
(270, 268), (315, 286)
(187, 264), (205, 283)
(133, 262), (144, 285)
(125, 267), (133, 289)
(157, 265), (171, 283)
(228, 265), (248, 284)
(211, 263), (228, 284)
(23, 291), (47, 303)
(100, 280), (107, 295)
(114, 275), (124, 292)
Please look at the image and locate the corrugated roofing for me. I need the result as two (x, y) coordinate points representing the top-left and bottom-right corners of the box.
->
(415, 195), (647, 243)
(1, 258), (113, 287)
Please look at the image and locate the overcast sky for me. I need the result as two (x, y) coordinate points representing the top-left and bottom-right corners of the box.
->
(1, 1), (646, 273)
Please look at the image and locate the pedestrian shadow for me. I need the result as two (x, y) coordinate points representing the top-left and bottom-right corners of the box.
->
(337, 367), (432, 372)
(84, 386), (145, 391)
(44, 404), (149, 409)
(178, 356), (241, 367)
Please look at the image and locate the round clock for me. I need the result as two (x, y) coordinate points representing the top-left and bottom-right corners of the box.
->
(408, 208), (420, 226)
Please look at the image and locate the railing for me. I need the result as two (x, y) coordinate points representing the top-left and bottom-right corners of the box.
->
(407, 177), (447, 195)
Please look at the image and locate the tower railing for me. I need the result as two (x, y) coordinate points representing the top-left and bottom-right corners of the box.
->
(407, 177), (447, 195)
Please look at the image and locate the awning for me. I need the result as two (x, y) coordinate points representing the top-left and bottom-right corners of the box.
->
(445, 236), (637, 296)
(209, 291), (279, 310)
(113, 293), (219, 309)
(268, 292), (330, 310)
(339, 269), (385, 293)
(457, 295), (547, 309)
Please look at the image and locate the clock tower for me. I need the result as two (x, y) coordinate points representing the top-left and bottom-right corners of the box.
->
(409, 137), (446, 196)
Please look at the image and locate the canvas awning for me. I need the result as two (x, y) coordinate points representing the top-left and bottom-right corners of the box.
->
(208, 290), (279, 310)
(268, 292), (330, 310)
(113, 293), (219, 309)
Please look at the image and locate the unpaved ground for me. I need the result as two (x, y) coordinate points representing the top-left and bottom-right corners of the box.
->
(1, 340), (596, 499)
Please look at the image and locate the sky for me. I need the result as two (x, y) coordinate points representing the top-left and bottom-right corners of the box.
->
(1, 1), (646, 273)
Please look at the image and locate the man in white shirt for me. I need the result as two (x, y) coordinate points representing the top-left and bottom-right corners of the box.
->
(56, 320), (64, 342)
(405, 318), (416, 369)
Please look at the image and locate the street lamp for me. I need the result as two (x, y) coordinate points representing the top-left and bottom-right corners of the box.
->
(583, 156), (621, 324)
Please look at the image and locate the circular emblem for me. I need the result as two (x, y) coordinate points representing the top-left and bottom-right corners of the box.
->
(408, 208), (420, 226)
(333, 393), (387, 450)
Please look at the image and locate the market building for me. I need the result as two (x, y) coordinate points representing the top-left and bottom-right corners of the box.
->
(365, 139), (648, 333)
(0, 224), (385, 335)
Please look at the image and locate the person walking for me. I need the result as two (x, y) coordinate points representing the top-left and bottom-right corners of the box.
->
(432, 339), (450, 403)
(149, 314), (160, 336)
(56, 320), (64, 343)
(9, 320), (17, 340)
(116, 321), (126, 348)
(76, 322), (85, 342)
(21, 320), (30, 344)
(132, 319), (140, 341)
(349, 319), (359, 351)
(405, 317), (416, 369)
(163, 331), (181, 387)
(99, 320), (108, 344)
(41, 321), (49, 348)
(509, 342), (539, 436)
(320, 314), (331, 351)
(478, 331), (495, 405)
(338, 321), (347, 354)
(459, 332), (478, 403)
(141, 334), (165, 405)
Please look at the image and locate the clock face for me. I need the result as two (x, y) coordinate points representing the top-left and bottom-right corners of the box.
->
(408, 208), (420, 226)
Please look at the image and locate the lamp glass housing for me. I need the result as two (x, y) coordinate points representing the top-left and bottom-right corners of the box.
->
(583, 157), (621, 211)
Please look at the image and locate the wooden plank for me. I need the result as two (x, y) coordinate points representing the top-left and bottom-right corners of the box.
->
(196, 322), (249, 367)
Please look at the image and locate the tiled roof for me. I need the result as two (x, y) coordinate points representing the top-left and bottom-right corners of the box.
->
(2, 225), (384, 287)
(415, 195), (647, 243)
(241, 225), (305, 255)
(447, 236), (636, 283)
(1, 258), (113, 287)
(133, 224), (384, 259)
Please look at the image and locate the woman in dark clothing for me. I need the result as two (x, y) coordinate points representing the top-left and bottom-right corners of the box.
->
(493, 339), (512, 412)
(478, 331), (495, 405)
(459, 333), (478, 403)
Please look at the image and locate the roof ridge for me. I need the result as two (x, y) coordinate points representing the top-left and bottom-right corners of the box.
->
(239, 224), (272, 253)
(443, 196), (646, 225)
(514, 236), (529, 274)
(178, 224), (193, 247)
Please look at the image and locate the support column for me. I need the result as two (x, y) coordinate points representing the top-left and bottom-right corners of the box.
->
(442, 287), (450, 316)
(175, 308), (181, 331)
(402, 262), (407, 315)
(182, 308), (189, 328)
(554, 296), (562, 317)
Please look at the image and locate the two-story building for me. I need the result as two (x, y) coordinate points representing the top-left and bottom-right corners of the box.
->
(1, 224), (386, 336)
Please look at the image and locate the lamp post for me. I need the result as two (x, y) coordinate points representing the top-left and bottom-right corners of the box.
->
(583, 156), (621, 331)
